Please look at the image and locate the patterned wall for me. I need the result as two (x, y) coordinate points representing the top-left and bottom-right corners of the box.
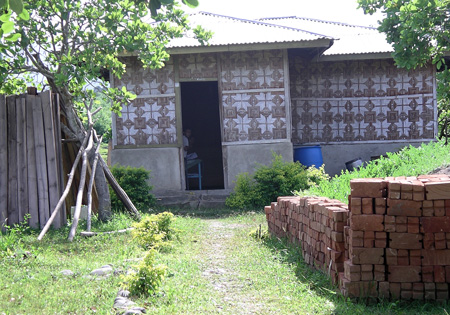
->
(178, 53), (218, 80)
(114, 57), (176, 145)
(290, 58), (436, 144)
(219, 50), (287, 142)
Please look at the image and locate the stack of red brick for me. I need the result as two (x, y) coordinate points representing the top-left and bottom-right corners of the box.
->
(265, 174), (450, 301)
(342, 175), (450, 300)
(265, 195), (348, 283)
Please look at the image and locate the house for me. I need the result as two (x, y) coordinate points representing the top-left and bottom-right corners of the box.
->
(110, 12), (437, 195)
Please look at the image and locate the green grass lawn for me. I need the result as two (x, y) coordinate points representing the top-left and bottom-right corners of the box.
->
(2, 211), (450, 314)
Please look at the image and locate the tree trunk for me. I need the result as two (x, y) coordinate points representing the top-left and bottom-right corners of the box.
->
(89, 150), (112, 221)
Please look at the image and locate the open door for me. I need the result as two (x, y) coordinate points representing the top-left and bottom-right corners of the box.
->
(181, 81), (224, 190)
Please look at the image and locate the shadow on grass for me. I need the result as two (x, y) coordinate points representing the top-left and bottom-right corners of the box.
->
(259, 235), (450, 315)
(148, 206), (263, 219)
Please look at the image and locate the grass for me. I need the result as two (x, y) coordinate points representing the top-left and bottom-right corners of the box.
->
(306, 140), (450, 202)
(2, 211), (450, 314)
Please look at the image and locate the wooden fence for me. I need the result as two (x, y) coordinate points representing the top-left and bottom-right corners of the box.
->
(0, 91), (66, 231)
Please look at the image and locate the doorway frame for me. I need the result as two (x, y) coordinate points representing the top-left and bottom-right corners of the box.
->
(173, 54), (225, 191)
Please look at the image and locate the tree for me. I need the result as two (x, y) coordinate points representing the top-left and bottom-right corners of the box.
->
(358, 0), (450, 141)
(0, 0), (208, 220)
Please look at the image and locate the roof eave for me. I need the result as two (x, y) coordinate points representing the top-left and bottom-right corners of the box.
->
(318, 52), (393, 61)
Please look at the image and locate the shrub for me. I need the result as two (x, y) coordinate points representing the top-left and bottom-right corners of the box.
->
(131, 212), (176, 250)
(0, 214), (31, 257)
(121, 249), (167, 296)
(226, 153), (329, 209)
(110, 165), (156, 212)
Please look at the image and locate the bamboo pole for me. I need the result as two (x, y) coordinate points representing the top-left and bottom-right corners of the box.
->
(37, 132), (89, 241)
(86, 134), (102, 232)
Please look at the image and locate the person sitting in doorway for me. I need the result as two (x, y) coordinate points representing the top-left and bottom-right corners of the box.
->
(183, 128), (198, 160)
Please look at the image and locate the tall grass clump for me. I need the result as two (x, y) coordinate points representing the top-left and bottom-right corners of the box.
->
(305, 140), (450, 202)
(226, 153), (329, 209)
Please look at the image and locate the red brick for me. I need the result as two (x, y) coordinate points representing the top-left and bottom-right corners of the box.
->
(375, 198), (386, 214)
(422, 266), (434, 282)
(446, 266), (450, 282)
(384, 215), (396, 232)
(412, 180), (425, 201)
(389, 233), (423, 250)
(413, 283), (424, 300)
(422, 250), (450, 265)
(407, 217), (420, 234)
(386, 248), (397, 265)
(351, 248), (384, 264)
(374, 264), (385, 281)
(351, 178), (387, 198)
(410, 250), (422, 266)
(390, 283), (401, 299)
(423, 200), (435, 217)
(388, 266), (421, 282)
(350, 197), (361, 215)
(351, 214), (384, 231)
(398, 249), (409, 265)
(434, 266), (446, 283)
(424, 283), (436, 300)
(388, 181), (402, 199)
(387, 199), (422, 217)
(421, 217), (450, 233)
(361, 198), (373, 214)
(423, 233), (435, 250)
(379, 281), (390, 299)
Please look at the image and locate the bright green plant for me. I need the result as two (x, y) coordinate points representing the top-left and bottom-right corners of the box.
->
(0, 214), (31, 257)
(306, 140), (450, 202)
(131, 212), (176, 249)
(121, 249), (167, 297)
(226, 153), (329, 209)
(110, 165), (156, 212)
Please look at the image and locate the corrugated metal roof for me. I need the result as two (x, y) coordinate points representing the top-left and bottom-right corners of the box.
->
(259, 16), (393, 55)
(168, 12), (331, 48)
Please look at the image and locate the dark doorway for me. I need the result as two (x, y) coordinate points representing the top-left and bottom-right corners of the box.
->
(181, 81), (224, 190)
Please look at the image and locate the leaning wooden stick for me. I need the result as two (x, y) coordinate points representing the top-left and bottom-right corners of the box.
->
(68, 132), (93, 241)
(37, 132), (89, 241)
(86, 134), (102, 232)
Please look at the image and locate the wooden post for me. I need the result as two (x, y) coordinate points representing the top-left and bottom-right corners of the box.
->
(26, 95), (39, 229)
(7, 95), (18, 226)
(16, 95), (28, 224)
(86, 136), (102, 232)
(0, 95), (7, 232)
(41, 91), (61, 229)
(33, 95), (50, 228)
(53, 93), (66, 226)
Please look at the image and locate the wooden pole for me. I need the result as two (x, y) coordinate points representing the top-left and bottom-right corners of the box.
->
(0, 95), (7, 232)
(86, 135), (102, 232)
(37, 132), (89, 241)
(7, 95), (18, 226)
(16, 95), (28, 223)
(26, 95), (39, 228)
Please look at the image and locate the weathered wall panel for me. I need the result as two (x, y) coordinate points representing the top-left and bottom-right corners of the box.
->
(290, 58), (436, 144)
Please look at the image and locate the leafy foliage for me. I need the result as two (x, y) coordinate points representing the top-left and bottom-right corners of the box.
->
(306, 140), (450, 202)
(0, 214), (30, 257)
(226, 153), (329, 209)
(121, 249), (167, 296)
(131, 212), (177, 249)
(110, 165), (156, 212)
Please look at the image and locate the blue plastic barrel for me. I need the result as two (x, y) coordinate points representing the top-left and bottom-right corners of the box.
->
(294, 145), (323, 168)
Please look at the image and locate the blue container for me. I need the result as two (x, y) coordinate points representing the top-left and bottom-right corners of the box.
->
(294, 145), (323, 168)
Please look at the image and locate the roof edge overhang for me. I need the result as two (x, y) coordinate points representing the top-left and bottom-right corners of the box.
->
(119, 38), (333, 57)
(318, 52), (393, 61)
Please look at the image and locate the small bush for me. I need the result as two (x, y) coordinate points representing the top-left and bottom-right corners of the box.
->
(110, 165), (156, 212)
(131, 212), (176, 250)
(121, 249), (167, 296)
(0, 214), (31, 257)
(226, 153), (329, 209)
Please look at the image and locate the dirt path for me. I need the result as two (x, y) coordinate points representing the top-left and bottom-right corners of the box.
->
(199, 220), (264, 314)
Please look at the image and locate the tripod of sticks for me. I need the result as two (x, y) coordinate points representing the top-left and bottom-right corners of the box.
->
(37, 99), (141, 242)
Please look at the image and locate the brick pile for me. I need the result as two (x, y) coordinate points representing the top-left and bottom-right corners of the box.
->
(265, 196), (348, 283)
(265, 174), (450, 301)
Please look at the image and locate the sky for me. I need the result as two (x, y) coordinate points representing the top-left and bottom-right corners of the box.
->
(183, 0), (384, 27)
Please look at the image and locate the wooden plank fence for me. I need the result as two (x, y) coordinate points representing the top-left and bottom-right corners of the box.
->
(0, 91), (66, 231)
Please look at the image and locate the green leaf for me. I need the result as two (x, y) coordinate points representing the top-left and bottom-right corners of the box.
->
(0, 12), (11, 23)
(5, 32), (20, 41)
(0, 0), (6, 9)
(18, 8), (29, 21)
(182, 0), (199, 8)
(1, 21), (14, 34)
(9, 0), (23, 15)
(160, 0), (174, 4)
